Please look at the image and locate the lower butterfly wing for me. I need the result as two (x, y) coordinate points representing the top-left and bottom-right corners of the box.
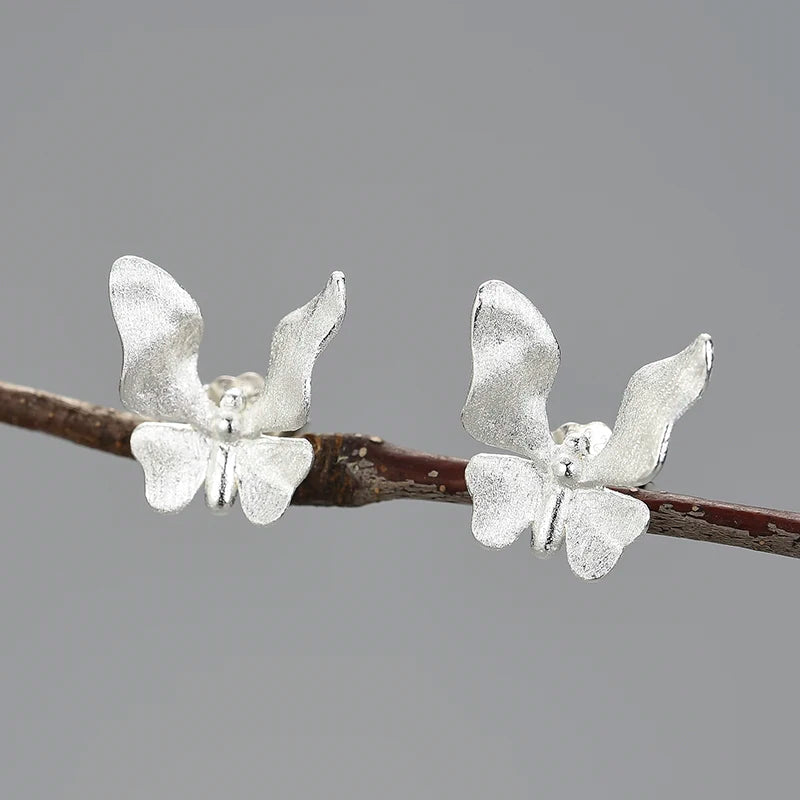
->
(465, 453), (545, 548)
(110, 256), (215, 427)
(580, 334), (713, 488)
(234, 435), (314, 525)
(461, 280), (560, 462)
(130, 422), (209, 512)
(565, 488), (650, 580)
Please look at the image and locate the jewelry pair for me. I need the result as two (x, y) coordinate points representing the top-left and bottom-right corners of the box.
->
(111, 256), (713, 580)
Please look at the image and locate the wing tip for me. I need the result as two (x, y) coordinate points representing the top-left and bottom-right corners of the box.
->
(682, 333), (714, 403)
(111, 253), (145, 267)
(327, 270), (346, 297)
(110, 254), (154, 280)
(471, 280), (556, 345)
(472, 530), (516, 550)
(109, 255), (171, 306)
(474, 278), (522, 307)
(694, 333), (714, 374)
(143, 495), (193, 514)
(324, 270), (347, 317)
(476, 277), (512, 293)
(568, 542), (626, 581)
(109, 255), (136, 295)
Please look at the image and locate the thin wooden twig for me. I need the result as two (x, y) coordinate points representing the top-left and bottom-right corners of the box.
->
(1, 380), (799, 559)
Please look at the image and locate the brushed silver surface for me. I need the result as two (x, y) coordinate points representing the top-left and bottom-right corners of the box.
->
(110, 255), (216, 428)
(249, 271), (347, 434)
(565, 488), (652, 580)
(110, 256), (345, 524)
(579, 334), (714, 487)
(462, 279), (712, 579)
(461, 280), (560, 464)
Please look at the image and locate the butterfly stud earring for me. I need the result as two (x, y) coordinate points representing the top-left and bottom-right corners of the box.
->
(110, 256), (346, 525)
(461, 280), (713, 580)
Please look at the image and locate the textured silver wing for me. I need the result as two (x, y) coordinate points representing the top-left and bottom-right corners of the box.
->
(235, 436), (314, 525)
(580, 334), (713, 488)
(464, 453), (545, 548)
(565, 488), (650, 580)
(130, 422), (209, 513)
(248, 272), (345, 433)
(461, 280), (560, 462)
(110, 256), (215, 427)
(248, 272), (346, 434)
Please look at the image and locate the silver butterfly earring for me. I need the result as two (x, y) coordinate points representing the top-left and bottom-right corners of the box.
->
(461, 280), (713, 580)
(109, 255), (346, 525)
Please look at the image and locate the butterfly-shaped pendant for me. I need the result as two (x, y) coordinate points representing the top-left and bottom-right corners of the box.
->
(461, 280), (713, 579)
(110, 256), (346, 525)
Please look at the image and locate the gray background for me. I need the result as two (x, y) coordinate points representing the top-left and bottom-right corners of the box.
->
(1, 2), (798, 797)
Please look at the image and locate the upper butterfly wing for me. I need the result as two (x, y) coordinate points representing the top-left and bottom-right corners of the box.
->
(110, 255), (214, 426)
(461, 280), (560, 462)
(565, 488), (650, 580)
(235, 435), (314, 525)
(249, 272), (346, 434)
(130, 422), (209, 513)
(580, 334), (713, 488)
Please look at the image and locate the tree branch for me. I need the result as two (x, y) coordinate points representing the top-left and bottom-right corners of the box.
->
(2, 380), (799, 559)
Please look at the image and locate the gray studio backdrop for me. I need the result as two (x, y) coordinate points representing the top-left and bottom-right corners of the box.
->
(1, 3), (798, 798)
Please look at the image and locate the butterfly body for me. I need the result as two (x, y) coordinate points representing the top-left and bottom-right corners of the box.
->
(526, 421), (612, 557)
(205, 440), (238, 514)
(203, 384), (253, 513)
(531, 481), (571, 556)
(201, 384), (295, 514)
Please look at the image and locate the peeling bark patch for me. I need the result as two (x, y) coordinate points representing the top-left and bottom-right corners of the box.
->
(768, 522), (788, 536)
(648, 503), (799, 556)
